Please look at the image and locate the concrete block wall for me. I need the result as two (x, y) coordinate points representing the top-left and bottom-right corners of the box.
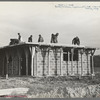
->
(36, 50), (49, 76)
(67, 61), (72, 75)
(78, 53), (91, 75)
(49, 50), (56, 75)
(88, 54), (91, 74)
(0, 45), (94, 77)
(36, 48), (92, 77)
(36, 48), (61, 76)
(63, 54), (91, 76)
(78, 53), (82, 75)
(49, 49), (61, 76)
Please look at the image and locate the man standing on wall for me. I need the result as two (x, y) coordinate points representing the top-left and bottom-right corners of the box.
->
(38, 34), (44, 42)
(18, 33), (22, 42)
(51, 33), (59, 43)
(28, 35), (33, 42)
(72, 36), (80, 45)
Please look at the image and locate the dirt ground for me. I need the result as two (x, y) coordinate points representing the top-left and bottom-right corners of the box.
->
(0, 73), (100, 98)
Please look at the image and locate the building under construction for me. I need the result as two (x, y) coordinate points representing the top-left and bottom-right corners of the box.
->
(0, 42), (96, 77)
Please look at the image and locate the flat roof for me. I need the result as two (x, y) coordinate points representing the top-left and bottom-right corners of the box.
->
(0, 42), (96, 50)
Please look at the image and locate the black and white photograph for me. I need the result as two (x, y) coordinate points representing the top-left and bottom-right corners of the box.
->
(0, 1), (100, 98)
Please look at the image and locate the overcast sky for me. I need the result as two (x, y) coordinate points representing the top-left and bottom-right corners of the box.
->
(0, 2), (100, 55)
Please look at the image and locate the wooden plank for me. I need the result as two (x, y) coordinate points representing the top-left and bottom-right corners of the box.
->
(0, 88), (29, 96)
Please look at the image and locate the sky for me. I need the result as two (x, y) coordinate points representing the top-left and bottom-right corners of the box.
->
(0, 2), (100, 55)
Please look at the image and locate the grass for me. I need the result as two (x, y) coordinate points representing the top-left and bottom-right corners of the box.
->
(0, 73), (100, 98)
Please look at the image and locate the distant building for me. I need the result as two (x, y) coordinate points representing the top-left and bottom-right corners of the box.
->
(0, 42), (96, 77)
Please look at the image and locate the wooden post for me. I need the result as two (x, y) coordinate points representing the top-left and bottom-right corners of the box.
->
(91, 55), (94, 72)
(42, 48), (46, 76)
(12, 56), (13, 75)
(17, 48), (21, 76)
(60, 48), (63, 75)
(71, 48), (74, 75)
(55, 48), (57, 76)
(24, 47), (29, 76)
(66, 51), (68, 76)
(48, 48), (50, 76)
(91, 55), (94, 76)
(78, 49), (83, 79)
(86, 50), (89, 75)
(77, 50), (79, 75)
(67, 51), (70, 75)
(2, 57), (4, 76)
(6, 53), (8, 79)
(18, 57), (21, 76)
(31, 47), (35, 76)
(26, 53), (28, 76)
(91, 49), (95, 78)
(35, 46), (38, 77)
(36, 50), (38, 76)
(81, 54), (83, 76)
(80, 50), (83, 76)
(18, 54), (21, 76)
